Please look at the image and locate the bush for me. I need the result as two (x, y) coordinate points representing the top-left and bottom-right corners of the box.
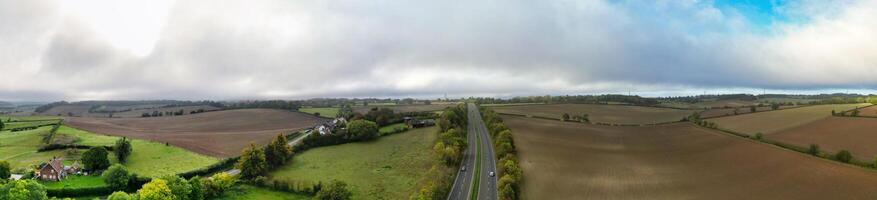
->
(347, 120), (379, 141)
(1, 180), (49, 199)
(754, 133), (763, 140)
(836, 150), (853, 163)
(0, 160), (10, 180)
(138, 179), (174, 200)
(115, 137), (132, 163)
(103, 164), (132, 191)
(82, 146), (111, 171)
(108, 191), (133, 200)
(315, 180), (352, 200)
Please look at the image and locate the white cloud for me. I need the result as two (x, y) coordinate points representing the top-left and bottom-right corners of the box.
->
(1, 0), (876, 101)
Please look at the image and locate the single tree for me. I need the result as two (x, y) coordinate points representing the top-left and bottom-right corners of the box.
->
(236, 144), (267, 180)
(315, 180), (353, 200)
(115, 137), (133, 163)
(138, 179), (175, 200)
(265, 134), (292, 168)
(561, 113), (570, 121)
(808, 144), (820, 156)
(188, 176), (205, 200)
(0, 160), (10, 180)
(103, 164), (132, 191)
(82, 146), (111, 170)
(0, 120), (5, 130)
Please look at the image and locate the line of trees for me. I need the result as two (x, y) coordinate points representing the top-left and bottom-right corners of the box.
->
(102, 164), (237, 200)
(472, 94), (660, 106)
(481, 108), (523, 200)
(412, 104), (467, 200)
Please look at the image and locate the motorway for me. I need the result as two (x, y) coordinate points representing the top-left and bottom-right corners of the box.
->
(447, 103), (498, 200)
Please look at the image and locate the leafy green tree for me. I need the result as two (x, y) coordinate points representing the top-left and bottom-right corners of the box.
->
(0, 160), (10, 180)
(0, 120), (4, 130)
(162, 176), (192, 200)
(102, 164), (132, 191)
(82, 146), (110, 170)
(498, 175), (517, 200)
(314, 180), (352, 200)
(236, 144), (267, 180)
(0, 180), (48, 200)
(754, 133), (763, 140)
(346, 120), (379, 141)
(108, 191), (133, 200)
(115, 137), (133, 163)
(138, 179), (175, 200)
(204, 172), (236, 198)
(836, 150), (853, 163)
(265, 134), (292, 169)
(561, 113), (570, 121)
(188, 176), (205, 200)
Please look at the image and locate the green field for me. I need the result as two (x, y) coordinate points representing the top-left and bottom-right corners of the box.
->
(54, 126), (219, 177)
(0, 127), (67, 169)
(216, 185), (311, 200)
(0, 115), (62, 121)
(298, 107), (339, 118)
(2, 120), (60, 130)
(270, 126), (439, 199)
(379, 123), (408, 135)
(707, 103), (870, 135)
(40, 175), (106, 189)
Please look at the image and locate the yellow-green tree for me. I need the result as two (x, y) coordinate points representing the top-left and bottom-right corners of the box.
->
(138, 179), (174, 200)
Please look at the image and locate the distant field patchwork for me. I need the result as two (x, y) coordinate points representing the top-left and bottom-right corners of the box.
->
(492, 104), (692, 124)
(706, 104), (869, 135)
(769, 117), (877, 160)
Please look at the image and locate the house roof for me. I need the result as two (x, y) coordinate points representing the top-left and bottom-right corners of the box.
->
(42, 158), (64, 173)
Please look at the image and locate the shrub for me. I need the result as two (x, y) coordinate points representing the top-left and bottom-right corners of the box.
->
(114, 137), (133, 163)
(754, 133), (763, 140)
(808, 144), (820, 156)
(314, 180), (352, 200)
(102, 164), (132, 191)
(138, 179), (174, 200)
(107, 191), (133, 200)
(561, 113), (570, 121)
(347, 120), (379, 141)
(0, 160), (10, 180)
(836, 150), (853, 163)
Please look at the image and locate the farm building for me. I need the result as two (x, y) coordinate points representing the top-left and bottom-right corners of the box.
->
(315, 117), (347, 135)
(404, 117), (435, 128)
(37, 158), (67, 181)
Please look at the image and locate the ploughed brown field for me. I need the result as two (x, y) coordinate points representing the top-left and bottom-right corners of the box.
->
(65, 109), (326, 157)
(769, 117), (877, 159)
(352, 104), (454, 114)
(856, 106), (877, 117)
(505, 116), (877, 199)
(493, 104), (691, 124)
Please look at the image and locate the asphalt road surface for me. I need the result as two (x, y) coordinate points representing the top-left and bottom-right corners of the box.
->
(447, 103), (479, 200)
(471, 103), (498, 200)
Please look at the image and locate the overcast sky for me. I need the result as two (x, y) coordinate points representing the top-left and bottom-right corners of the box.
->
(2, 0), (876, 101)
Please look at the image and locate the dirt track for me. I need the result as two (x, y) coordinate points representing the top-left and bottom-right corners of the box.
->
(65, 109), (327, 157)
(505, 116), (877, 199)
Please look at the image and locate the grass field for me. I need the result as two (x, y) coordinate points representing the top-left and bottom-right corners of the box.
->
(769, 117), (877, 160)
(270, 126), (439, 199)
(54, 126), (219, 177)
(378, 123), (407, 134)
(0, 127), (67, 169)
(0, 115), (62, 121)
(706, 103), (869, 135)
(505, 116), (877, 199)
(2, 120), (60, 130)
(492, 104), (692, 124)
(298, 107), (339, 118)
(40, 175), (106, 189)
(216, 185), (310, 200)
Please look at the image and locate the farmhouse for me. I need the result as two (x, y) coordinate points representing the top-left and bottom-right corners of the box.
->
(315, 117), (347, 135)
(37, 158), (67, 181)
(404, 117), (435, 128)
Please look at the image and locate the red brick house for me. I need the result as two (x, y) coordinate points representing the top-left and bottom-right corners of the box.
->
(38, 158), (67, 181)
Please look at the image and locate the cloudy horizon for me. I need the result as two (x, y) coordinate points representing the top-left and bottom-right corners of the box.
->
(2, 0), (877, 101)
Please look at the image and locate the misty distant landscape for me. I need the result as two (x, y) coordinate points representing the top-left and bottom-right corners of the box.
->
(4, 1), (877, 200)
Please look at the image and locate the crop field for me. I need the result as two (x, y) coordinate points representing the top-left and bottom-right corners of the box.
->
(298, 107), (338, 118)
(768, 117), (877, 160)
(270, 126), (439, 199)
(54, 126), (218, 177)
(353, 104), (455, 114)
(504, 116), (877, 199)
(706, 103), (868, 135)
(64, 109), (326, 158)
(492, 104), (691, 124)
(110, 105), (221, 118)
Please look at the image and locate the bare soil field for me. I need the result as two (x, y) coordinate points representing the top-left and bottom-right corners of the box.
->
(111, 105), (221, 118)
(492, 104), (691, 124)
(65, 109), (327, 157)
(505, 116), (877, 199)
(769, 117), (877, 159)
(706, 104), (868, 135)
(856, 105), (877, 117)
(353, 104), (455, 114)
